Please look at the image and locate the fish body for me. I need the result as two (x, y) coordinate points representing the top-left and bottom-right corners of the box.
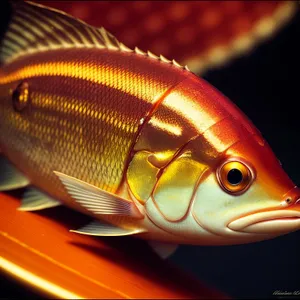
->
(0, 1), (299, 249)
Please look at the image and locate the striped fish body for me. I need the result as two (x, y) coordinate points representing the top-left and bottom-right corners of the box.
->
(1, 1), (298, 246)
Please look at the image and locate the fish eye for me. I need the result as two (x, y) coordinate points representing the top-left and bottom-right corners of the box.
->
(217, 160), (253, 194)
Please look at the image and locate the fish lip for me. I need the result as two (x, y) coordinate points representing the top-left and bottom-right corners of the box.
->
(227, 209), (300, 233)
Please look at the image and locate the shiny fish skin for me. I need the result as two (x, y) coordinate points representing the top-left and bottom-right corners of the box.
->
(0, 47), (187, 211)
(0, 1), (300, 246)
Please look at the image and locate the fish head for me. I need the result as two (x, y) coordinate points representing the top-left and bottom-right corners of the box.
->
(192, 131), (300, 245)
(142, 77), (300, 245)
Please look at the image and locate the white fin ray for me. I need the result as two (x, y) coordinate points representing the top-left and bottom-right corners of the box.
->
(147, 50), (159, 60)
(54, 171), (143, 218)
(71, 220), (146, 236)
(135, 47), (146, 56)
(120, 42), (133, 53)
(148, 241), (178, 259)
(0, 156), (30, 191)
(160, 54), (171, 64)
(18, 187), (61, 211)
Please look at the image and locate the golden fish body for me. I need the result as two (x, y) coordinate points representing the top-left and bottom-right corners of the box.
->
(1, 1), (300, 252)
(0, 47), (185, 212)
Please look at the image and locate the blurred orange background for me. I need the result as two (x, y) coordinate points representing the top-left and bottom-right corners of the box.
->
(36, 1), (297, 74)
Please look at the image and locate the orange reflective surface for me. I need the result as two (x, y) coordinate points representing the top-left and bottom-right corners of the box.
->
(0, 191), (228, 299)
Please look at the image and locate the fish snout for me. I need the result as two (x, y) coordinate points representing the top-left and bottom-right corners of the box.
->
(227, 187), (300, 234)
(228, 209), (300, 235)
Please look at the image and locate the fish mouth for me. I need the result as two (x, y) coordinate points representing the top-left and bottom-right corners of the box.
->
(228, 208), (300, 234)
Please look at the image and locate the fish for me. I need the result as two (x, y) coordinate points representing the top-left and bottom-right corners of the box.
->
(0, 1), (299, 258)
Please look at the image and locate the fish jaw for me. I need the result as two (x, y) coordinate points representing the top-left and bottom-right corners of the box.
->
(228, 204), (300, 235)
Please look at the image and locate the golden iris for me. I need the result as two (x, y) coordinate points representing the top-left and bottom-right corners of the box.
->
(218, 160), (252, 194)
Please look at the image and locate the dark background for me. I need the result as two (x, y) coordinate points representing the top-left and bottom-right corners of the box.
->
(1, 1), (300, 299)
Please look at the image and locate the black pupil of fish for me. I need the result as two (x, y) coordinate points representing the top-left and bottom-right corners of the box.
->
(227, 168), (243, 185)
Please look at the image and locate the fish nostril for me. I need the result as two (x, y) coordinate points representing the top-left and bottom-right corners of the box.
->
(285, 197), (292, 204)
(296, 198), (300, 205)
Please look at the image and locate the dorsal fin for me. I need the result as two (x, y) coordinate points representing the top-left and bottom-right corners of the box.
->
(0, 1), (190, 71)
(0, 1), (120, 63)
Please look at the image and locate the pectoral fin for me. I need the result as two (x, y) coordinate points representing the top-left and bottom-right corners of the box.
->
(0, 156), (30, 191)
(18, 187), (61, 211)
(71, 220), (146, 236)
(148, 241), (178, 259)
(54, 171), (143, 218)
